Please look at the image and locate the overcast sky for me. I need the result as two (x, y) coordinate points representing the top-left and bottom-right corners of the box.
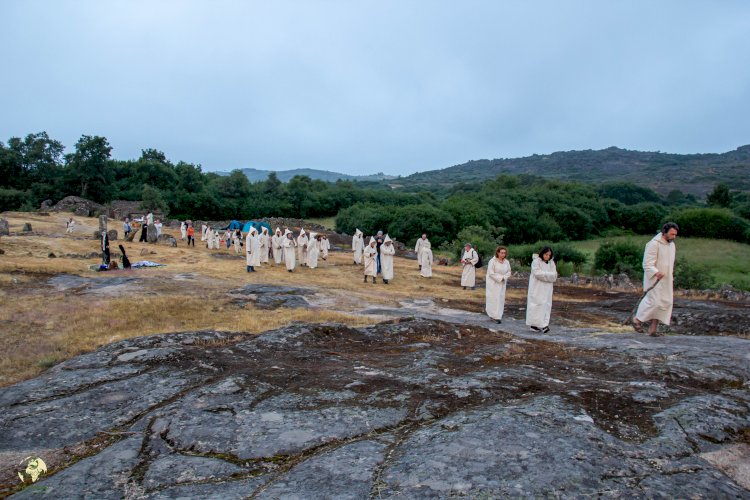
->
(1, 1), (749, 175)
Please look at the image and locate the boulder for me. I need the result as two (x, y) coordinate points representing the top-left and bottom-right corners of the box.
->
(147, 224), (159, 243)
(39, 199), (53, 210)
(48, 252), (56, 258)
(0, 219), (8, 236)
(51, 196), (107, 217)
(157, 234), (177, 247)
(107, 229), (118, 242)
(22, 223), (32, 232)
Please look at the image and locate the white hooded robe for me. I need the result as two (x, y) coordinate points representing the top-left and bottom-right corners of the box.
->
(419, 240), (433, 277)
(486, 257), (511, 320)
(635, 233), (676, 325)
(180, 222), (187, 240)
(297, 229), (309, 266)
(259, 228), (270, 264)
(461, 248), (479, 287)
(381, 235), (395, 280)
(307, 233), (320, 269)
(352, 229), (364, 264)
(364, 237), (378, 277)
(321, 237), (330, 260)
(272, 229), (284, 264)
(526, 255), (557, 328)
(246, 228), (261, 267)
(282, 230), (297, 270)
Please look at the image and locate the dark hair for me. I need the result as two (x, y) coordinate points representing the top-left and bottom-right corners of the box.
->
(495, 246), (507, 258)
(539, 246), (554, 260)
(662, 222), (679, 234)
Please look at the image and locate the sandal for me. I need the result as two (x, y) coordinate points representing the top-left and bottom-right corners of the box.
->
(632, 319), (644, 333)
(542, 326), (550, 334)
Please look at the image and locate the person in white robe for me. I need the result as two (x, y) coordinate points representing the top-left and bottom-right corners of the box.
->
(307, 232), (320, 269)
(209, 229), (219, 250)
(259, 227), (270, 264)
(180, 221), (187, 240)
(245, 227), (261, 272)
(66, 217), (75, 233)
(380, 235), (395, 284)
(282, 229), (297, 272)
(352, 229), (364, 265)
(418, 237), (433, 277)
(486, 246), (512, 323)
(526, 246), (557, 333)
(321, 235), (330, 261)
(272, 228), (284, 264)
(363, 237), (378, 283)
(297, 229), (309, 267)
(633, 222), (678, 336)
(154, 219), (163, 237)
(415, 234), (429, 269)
(460, 243), (479, 289)
(233, 229), (242, 254)
(201, 224), (208, 242)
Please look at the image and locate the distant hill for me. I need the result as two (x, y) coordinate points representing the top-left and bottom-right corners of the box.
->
(218, 168), (396, 183)
(398, 145), (750, 197)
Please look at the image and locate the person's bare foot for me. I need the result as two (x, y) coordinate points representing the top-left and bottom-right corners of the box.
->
(632, 319), (644, 333)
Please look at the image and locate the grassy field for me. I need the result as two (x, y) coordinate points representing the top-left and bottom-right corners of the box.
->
(306, 216), (337, 230)
(552, 235), (750, 288)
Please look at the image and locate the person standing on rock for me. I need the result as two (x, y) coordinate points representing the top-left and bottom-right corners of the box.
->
(460, 243), (479, 290)
(180, 221), (187, 241)
(415, 234), (429, 269)
(297, 229), (309, 267)
(321, 234), (330, 261)
(486, 246), (511, 324)
(187, 224), (195, 247)
(307, 232), (321, 269)
(352, 229), (364, 265)
(272, 227), (284, 265)
(259, 227), (270, 264)
(526, 246), (557, 333)
(283, 229), (297, 272)
(381, 235), (395, 284)
(364, 237), (378, 283)
(246, 226), (261, 272)
(633, 222), (679, 337)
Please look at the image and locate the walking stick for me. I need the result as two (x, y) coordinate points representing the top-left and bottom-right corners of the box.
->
(622, 277), (662, 326)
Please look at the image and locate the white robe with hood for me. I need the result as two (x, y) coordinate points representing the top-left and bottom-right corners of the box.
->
(352, 229), (364, 264)
(526, 254), (557, 328)
(272, 229), (284, 264)
(282, 230), (297, 270)
(297, 229), (309, 266)
(415, 237), (429, 264)
(307, 233), (320, 269)
(419, 240), (433, 277)
(381, 235), (395, 280)
(364, 237), (378, 277)
(635, 233), (676, 325)
(180, 222), (187, 240)
(321, 237), (330, 260)
(201, 224), (208, 242)
(461, 247), (479, 287)
(259, 228), (270, 263)
(246, 228), (261, 267)
(486, 257), (511, 320)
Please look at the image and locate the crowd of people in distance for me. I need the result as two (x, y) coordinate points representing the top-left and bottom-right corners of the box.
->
(75, 213), (679, 337)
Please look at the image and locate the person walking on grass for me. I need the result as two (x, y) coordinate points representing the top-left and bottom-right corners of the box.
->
(352, 229), (364, 265)
(486, 246), (511, 324)
(298, 228), (309, 267)
(526, 246), (557, 333)
(272, 228), (284, 265)
(186, 224), (195, 247)
(245, 226), (261, 272)
(283, 229), (297, 272)
(415, 234), (429, 270)
(66, 217), (76, 234)
(633, 222), (678, 337)
(364, 237), (378, 283)
(461, 243), (479, 290)
(380, 235), (395, 284)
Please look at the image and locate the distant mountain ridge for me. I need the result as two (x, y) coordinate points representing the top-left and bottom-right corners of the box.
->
(218, 167), (396, 183)
(398, 145), (750, 196)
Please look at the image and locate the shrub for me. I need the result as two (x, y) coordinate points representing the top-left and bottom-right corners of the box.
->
(440, 225), (503, 260)
(335, 203), (394, 236)
(621, 203), (668, 234)
(387, 204), (456, 247)
(510, 241), (587, 267)
(673, 257), (714, 290)
(668, 207), (750, 243)
(594, 240), (643, 278)
(0, 188), (31, 212)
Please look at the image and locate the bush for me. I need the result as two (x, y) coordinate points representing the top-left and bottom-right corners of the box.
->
(510, 241), (587, 267)
(673, 257), (714, 290)
(667, 207), (750, 243)
(0, 188), (31, 211)
(335, 203), (395, 236)
(594, 240), (643, 277)
(387, 204), (456, 247)
(621, 203), (668, 234)
(440, 225), (503, 261)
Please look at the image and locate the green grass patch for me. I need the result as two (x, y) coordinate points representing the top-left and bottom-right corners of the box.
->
(306, 216), (337, 230)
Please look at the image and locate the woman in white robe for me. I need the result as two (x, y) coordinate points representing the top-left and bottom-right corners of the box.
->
(297, 229), (309, 267)
(321, 235), (330, 261)
(307, 233), (320, 269)
(526, 246), (557, 332)
(380, 235), (395, 284)
(418, 238), (433, 277)
(634, 224), (678, 336)
(460, 243), (479, 289)
(272, 228), (284, 264)
(212, 229), (221, 250)
(233, 229), (242, 254)
(259, 227), (270, 264)
(415, 234), (429, 269)
(180, 221), (187, 240)
(245, 227), (261, 272)
(282, 229), (297, 272)
(201, 224), (208, 242)
(486, 246), (512, 323)
(352, 229), (364, 265)
(363, 237), (378, 283)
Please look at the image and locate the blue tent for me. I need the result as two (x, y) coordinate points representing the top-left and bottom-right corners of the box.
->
(228, 220), (241, 230)
(241, 220), (273, 234)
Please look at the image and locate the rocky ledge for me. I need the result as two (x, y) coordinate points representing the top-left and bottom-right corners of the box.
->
(1, 319), (748, 498)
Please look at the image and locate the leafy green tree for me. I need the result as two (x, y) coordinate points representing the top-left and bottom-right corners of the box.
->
(64, 135), (113, 202)
(387, 204), (456, 246)
(594, 240), (643, 278)
(706, 183), (732, 208)
(140, 184), (168, 213)
(668, 207), (750, 243)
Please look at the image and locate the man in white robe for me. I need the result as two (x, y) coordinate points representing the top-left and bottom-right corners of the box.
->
(415, 234), (429, 269)
(526, 247), (557, 333)
(307, 232), (320, 269)
(272, 228), (284, 264)
(321, 235), (330, 261)
(259, 227), (270, 264)
(352, 229), (364, 265)
(233, 229), (242, 254)
(201, 224), (208, 242)
(486, 247), (511, 323)
(634, 223), (678, 336)
(461, 243), (479, 289)
(180, 221), (187, 240)
(297, 229), (309, 267)
(363, 237), (378, 283)
(381, 235), (395, 284)
(418, 238), (433, 277)
(282, 229), (297, 272)
(245, 227), (261, 272)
